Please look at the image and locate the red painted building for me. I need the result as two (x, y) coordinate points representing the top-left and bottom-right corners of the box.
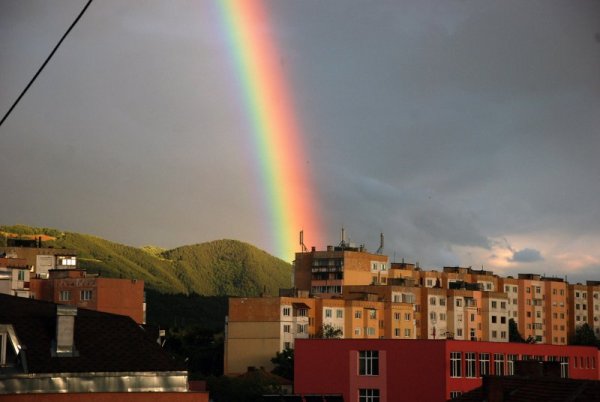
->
(30, 269), (145, 324)
(294, 339), (600, 402)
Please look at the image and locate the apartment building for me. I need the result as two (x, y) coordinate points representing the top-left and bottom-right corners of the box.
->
(447, 288), (483, 342)
(30, 268), (146, 324)
(545, 277), (569, 345)
(294, 241), (389, 295)
(224, 293), (415, 375)
(569, 283), (590, 337)
(588, 281), (600, 338)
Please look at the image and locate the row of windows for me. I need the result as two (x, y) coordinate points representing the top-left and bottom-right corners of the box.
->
(324, 308), (344, 318)
(59, 290), (92, 301)
(393, 312), (412, 321)
(282, 307), (308, 317)
(354, 310), (377, 319)
(393, 328), (412, 337)
(450, 352), (569, 378)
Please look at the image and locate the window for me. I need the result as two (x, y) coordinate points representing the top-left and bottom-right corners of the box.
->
(359, 351), (379, 375)
(430, 311), (437, 321)
(366, 327), (376, 336)
(450, 352), (462, 377)
(17, 270), (25, 281)
(492, 316), (497, 324)
(283, 307), (291, 316)
(404, 313), (411, 321)
(297, 324), (306, 333)
(480, 353), (490, 376)
(354, 328), (361, 336)
(336, 309), (343, 318)
(80, 290), (92, 301)
(440, 298), (446, 306)
(501, 331), (507, 339)
(297, 309), (307, 317)
(404, 328), (411, 337)
(492, 301), (497, 308)
(492, 330), (497, 338)
(283, 324), (290, 333)
(560, 356), (569, 378)
(355, 310), (362, 319)
(501, 302), (506, 309)
(369, 310), (377, 319)
(507, 354), (518, 375)
(440, 313), (446, 321)
(284, 341), (291, 349)
(325, 309), (332, 318)
(359, 388), (380, 402)
(450, 391), (462, 399)
(465, 352), (476, 378)
(456, 299), (463, 307)
(494, 354), (505, 375)
(394, 312), (401, 320)
(457, 328), (463, 337)
(59, 290), (71, 301)
(394, 328), (400, 337)
(501, 316), (506, 324)
(430, 297), (436, 305)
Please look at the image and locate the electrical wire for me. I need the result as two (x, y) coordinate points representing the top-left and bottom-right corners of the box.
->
(0, 0), (94, 127)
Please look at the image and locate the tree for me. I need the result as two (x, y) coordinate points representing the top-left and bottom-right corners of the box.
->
(508, 318), (526, 343)
(571, 323), (599, 347)
(317, 324), (343, 339)
(271, 346), (294, 380)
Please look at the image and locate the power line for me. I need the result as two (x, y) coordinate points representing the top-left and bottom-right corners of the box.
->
(0, 0), (94, 127)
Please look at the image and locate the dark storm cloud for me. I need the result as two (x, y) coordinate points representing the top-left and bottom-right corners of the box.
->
(0, 0), (599, 277)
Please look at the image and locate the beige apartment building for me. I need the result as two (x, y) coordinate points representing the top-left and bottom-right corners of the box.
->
(225, 243), (600, 375)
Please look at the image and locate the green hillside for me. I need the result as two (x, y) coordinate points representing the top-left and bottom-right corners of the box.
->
(0, 225), (292, 296)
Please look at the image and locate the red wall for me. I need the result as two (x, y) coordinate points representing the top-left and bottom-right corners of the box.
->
(295, 339), (600, 402)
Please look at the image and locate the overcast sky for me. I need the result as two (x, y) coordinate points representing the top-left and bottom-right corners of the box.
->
(1, 0), (599, 283)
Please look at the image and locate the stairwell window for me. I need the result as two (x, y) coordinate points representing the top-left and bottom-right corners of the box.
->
(80, 290), (92, 301)
(359, 350), (379, 375)
(359, 388), (380, 402)
(59, 290), (71, 301)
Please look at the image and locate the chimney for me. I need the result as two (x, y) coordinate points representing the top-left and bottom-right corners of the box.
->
(55, 304), (78, 356)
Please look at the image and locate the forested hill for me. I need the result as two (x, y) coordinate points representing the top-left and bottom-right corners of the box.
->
(0, 225), (292, 296)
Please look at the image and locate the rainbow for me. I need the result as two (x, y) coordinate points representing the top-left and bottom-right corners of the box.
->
(218, 0), (322, 261)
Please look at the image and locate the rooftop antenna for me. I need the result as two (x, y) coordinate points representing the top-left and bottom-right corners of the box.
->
(339, 227), (347, 248)
(299, 230), (307, 252)
(376, 232), (384, 254)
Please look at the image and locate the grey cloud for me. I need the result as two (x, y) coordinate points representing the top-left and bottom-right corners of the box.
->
(509, 248), (544, 263)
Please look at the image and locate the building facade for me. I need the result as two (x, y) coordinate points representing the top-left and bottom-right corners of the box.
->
(294, 339), (600, 402)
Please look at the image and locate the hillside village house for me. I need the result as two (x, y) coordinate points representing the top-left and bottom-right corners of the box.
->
(0, 243), (146, 324)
